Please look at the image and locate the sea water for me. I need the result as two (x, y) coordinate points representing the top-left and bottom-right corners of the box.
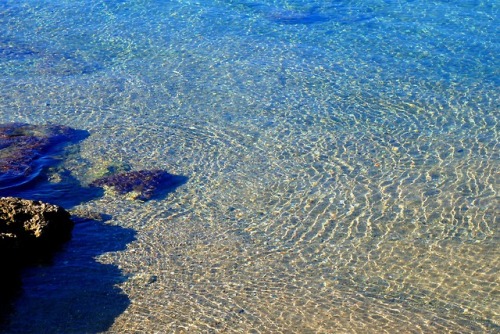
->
(0, 0), (498, 332)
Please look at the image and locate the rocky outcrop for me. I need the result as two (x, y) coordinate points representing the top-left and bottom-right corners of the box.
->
(90, 169), (187, 200)
(0, 197), (74, 255)
(0, 197), (74, 323)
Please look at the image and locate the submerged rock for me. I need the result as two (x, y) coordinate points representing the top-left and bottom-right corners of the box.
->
(238, 2), (374, 25)
(267, 7), (329, 25)
(90, 169), (186, 201)
(0, 123), (88, 191)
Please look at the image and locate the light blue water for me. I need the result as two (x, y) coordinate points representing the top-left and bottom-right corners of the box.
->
(1, 0), (499, 332)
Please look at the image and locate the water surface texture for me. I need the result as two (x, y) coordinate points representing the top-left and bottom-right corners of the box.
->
(1, 0), (499, 332)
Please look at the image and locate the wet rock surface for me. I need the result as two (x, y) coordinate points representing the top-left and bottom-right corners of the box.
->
(0, 197), (74, 257)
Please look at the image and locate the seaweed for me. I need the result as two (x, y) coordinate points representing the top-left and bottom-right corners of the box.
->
(90, 169), (187, 200)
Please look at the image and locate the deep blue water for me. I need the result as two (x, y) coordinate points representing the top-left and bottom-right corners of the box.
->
(0, 0), (498, 332)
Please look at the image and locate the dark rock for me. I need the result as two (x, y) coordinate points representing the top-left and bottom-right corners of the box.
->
(0, 123), (88, 191)
(90, 169), (187, 200)
(0, 197), (74, 325)
(1, 209), (136, 331)
(0, 197), (74, 254)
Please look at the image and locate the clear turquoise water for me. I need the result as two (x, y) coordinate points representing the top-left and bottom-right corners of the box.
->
(0, 0), (498, 332)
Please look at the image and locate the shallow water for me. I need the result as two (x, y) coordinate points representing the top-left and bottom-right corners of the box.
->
(0, 0), (498, 333)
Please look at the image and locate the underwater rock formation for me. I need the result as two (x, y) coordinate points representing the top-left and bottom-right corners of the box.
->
(237, 2), (374, 25)
(0, 38), (102, 76)
(0, 123), (88, 191)
(90, 169), (186, 201)
(266, 7), (329, 24)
